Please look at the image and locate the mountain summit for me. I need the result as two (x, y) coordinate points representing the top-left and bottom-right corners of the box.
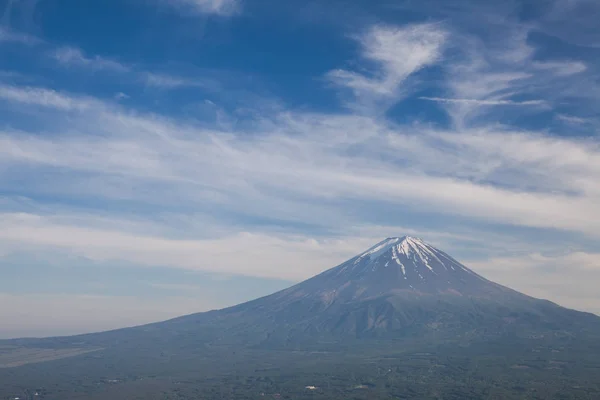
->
(307, 236), (495, 298)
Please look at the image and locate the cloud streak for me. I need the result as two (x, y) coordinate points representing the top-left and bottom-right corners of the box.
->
(0, 84), (100, 110)
(420, 97), (545, 106)
(0, 212), (379, 280)
(51, 47), (130, 72)
(46, 45), (214, 91)
(165, 0), (240, 16)
(1, 81), (599, 239)
(556, 114), (590, 125)
(327, 24), (446, 111)
(0, 27), (38, 45)
(142, 72), (212, 89)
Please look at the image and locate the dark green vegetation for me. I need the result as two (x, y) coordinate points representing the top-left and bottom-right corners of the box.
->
(2, 237), (599, 399)
(2, 335), (600, 399)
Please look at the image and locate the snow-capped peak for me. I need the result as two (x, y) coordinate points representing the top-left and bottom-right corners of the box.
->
(358, 236), (443, 272)
(303, 236), (493, 301)
(359, 237), (402, 259)
(339, 235), (482, 285)
(359, 236), (426, 259)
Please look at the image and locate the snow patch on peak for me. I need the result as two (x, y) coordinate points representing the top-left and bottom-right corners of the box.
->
(359, 237), (401, 259)
(388, 235), (425, 243)
(359, 236), (428, 261)
(391, 245), (406, 277)
(396, 236), (444, 272)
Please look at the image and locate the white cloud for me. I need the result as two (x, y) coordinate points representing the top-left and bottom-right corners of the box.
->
(0, 212), (380, 280)
(420, 97), (545, 106)
(52, 47), (129, 72)
(426, 129), (600, 196)
(142, 72), (211, 89)
(556, 114), (589, 125)
(143, 72), (189, 88)
(166, 0), (240, 16)
(424, 20), (594, 127)
(327, 23), (446, 110)
(449, 71), (532, 100)
(532, 61), (587, 76)
(0, 211), (577, 283)
(441, 61), (541, 126)
(114, 92), (130, 100)
(1, 85), (599, 238)
(48, 46), (206, 91)
(0, 27), (38, 45)
(0, 84), (100, 110)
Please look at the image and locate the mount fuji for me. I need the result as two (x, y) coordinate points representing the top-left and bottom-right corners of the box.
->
(3, 236), (600, 400)
(13, 236), (598, 349)
(64, 235), (594, 349)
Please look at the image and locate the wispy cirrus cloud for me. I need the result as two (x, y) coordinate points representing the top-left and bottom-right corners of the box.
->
(142, 72), (213, 89)
(420, 97), (545, 106)
(143, 72), (191, 88)
(164, 0), (240, 16)
(1, 81), (599, 239)
(398, 4), (594, 128)
(532, 61), (587, 76)
(555, 114), (590, 125)
(51, 46), (130, 73)
(327, 24), (446, 111)
(0, 84), (100, 110)
(0, 27), (38, 45)
(47, 45), (215, 91)
(0, 213), (374, 281)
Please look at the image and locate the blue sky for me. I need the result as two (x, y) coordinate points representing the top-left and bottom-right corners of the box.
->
(1, 0), (599, 338)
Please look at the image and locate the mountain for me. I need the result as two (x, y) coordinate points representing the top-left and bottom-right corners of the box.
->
(13, 236), (598, 350)
(3, 236), (600, 400)
(19, 236), (596, 350)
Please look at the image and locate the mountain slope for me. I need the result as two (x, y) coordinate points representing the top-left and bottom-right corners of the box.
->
(129, 236), (599, 348)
